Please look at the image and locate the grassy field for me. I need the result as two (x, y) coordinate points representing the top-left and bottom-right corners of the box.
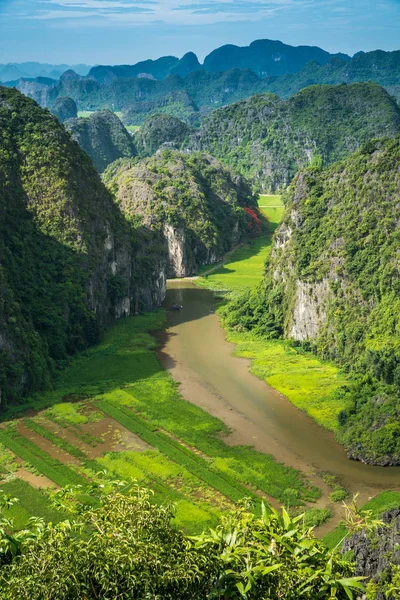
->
(227, 334), (348, 431)
(77, 111), (94, 118)
(197, 195), (348, 430)
(196, 196), (284, 292)
(258, 194), (286, 226)
(0, 308), (320, 534)
(125, 125), (141, 133)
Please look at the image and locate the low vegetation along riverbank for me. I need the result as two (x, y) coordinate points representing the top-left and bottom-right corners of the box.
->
(1, 195), (398, 540)
(196, 195), (400, 534)
(0, 306), (325, 534)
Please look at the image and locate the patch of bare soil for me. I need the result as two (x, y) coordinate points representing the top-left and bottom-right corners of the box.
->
(14, 467), (56, 490)
(16, 421), (81, 466)
(79, 406), (151, 459)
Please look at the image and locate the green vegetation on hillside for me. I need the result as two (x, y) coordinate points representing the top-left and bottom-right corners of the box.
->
(225, 137), (400, 464)
(104, 151), (257, 276)
(134, 113), (192, 156)
(121, 90), (199, 126)
(193, 83), (400, 191)
(65, 109), (137, 172)
(50, 96), (77, 122)
(264, 50), (400, 99)
(0, 86), (138, 406)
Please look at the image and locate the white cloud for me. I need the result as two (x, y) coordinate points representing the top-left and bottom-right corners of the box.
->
(19, 0), (312, 24)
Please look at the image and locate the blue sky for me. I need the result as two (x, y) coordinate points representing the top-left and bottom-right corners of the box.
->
(0, 0), (399, 65)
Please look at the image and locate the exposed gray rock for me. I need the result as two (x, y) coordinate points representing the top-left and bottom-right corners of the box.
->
(289, 279), (331, 341)
(342, 510), (400, 599)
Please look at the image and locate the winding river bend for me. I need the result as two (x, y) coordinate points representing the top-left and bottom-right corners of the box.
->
(158, 280), (400, 507)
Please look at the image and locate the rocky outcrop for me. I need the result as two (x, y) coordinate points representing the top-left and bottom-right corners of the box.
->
(288, 279), (331, 341)
(51, 96), (77, 122)
(135, 114), (192, 157)
(103, 151), (255, 278)
(65, 110), (137, 172)
(0, 87), (165, 407)
(342, 510), (400, 599)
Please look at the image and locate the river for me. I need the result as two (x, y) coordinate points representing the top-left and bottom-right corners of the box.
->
(157, 280), (400, 512)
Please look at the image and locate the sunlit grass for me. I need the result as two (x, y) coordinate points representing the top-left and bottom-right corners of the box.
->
(0, 479), (63, 530)
(196, 196), (283, 293)
(44, 403), (89, 426)
(323, 490), (400, 549)
(227, 334), (347, 431)
(258, 195), (285, 228)
(125, 125), (141, 133)
(77, 111), (94, 118)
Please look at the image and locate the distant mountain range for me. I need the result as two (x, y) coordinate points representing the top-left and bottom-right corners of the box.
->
(0, 39), (351, 85)
(86, 39), (349, 83)
(2, 40), (399, 129)
(0, 62), (92, 82)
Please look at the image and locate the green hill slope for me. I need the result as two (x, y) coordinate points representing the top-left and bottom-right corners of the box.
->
(103, 151), (256, 277)
(0, 88), (162, 406)
(225, 136), (400, 465)
(192, 82), (400, 192)
(65, 110), (136, 172)
(134, 114), (192, 156)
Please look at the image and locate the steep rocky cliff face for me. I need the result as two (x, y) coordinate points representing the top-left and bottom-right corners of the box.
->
(191, 83), (400, 191)
(343, 510), (400, 599)
(226, 137), (400, 464)
(268, 138), (400, 464)
(0, 88), (165, 407)
(65, 110), (137, 172)
(103, 151), (256, 277)
(267, 139), (400, 368)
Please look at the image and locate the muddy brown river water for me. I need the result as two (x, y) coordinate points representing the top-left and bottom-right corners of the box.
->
(157, 280), (400, 508)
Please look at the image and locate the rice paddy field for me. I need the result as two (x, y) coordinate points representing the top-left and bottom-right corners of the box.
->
(0, 309), (321, 534)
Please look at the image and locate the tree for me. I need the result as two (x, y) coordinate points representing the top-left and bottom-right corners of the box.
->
(0, 483), (363, 599)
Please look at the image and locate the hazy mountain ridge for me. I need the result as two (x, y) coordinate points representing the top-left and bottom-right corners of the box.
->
(5, 44), (400, 129)
(87, 39), (348, 82)
(0, 62), (91, 82)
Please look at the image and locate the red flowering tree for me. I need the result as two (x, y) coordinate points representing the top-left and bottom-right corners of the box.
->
(244, 207), (262, 235)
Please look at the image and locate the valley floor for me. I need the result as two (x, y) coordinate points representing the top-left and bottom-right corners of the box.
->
(1, 195), (399, 542)
(195, 195), (400, 536)
(0, 308), (321, 535)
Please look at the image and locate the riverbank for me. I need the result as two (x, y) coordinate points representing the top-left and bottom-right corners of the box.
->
(196, 194), (349, 432)
(0, 308), (324, 535)
(190, 195), (400, 534)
